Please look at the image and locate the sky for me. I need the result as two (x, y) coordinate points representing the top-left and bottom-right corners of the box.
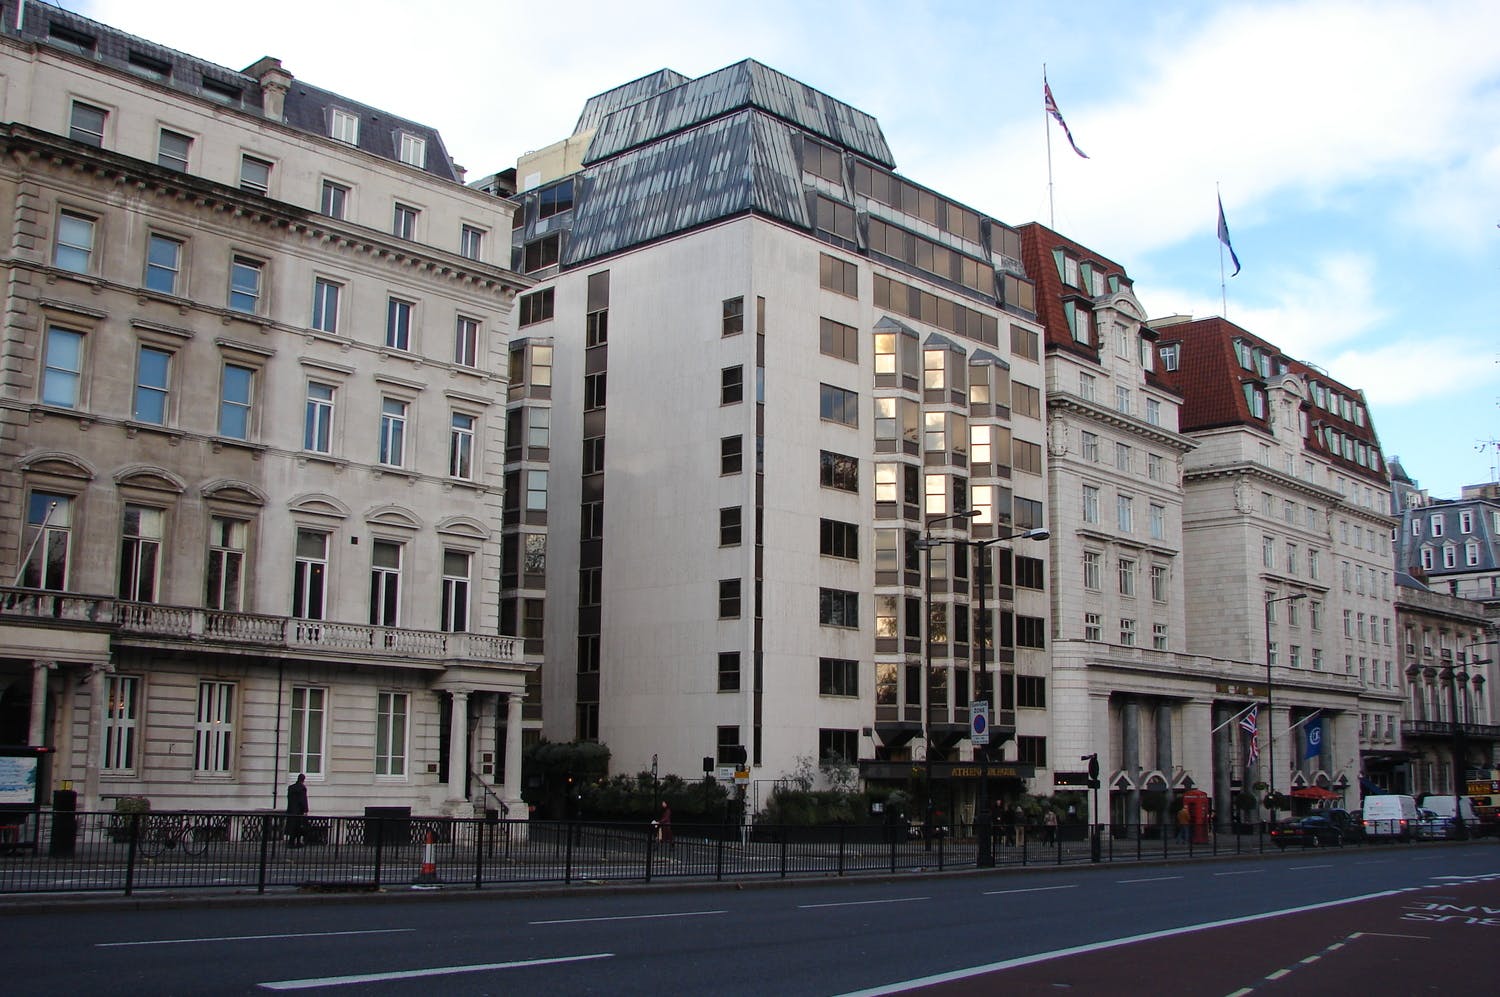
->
(76, 0), (1500, 499)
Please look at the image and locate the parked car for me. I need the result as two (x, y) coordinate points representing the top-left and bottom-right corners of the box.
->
(1414, 807), (1454, 840)
(1270, 814), (1345, 849)
(1323, 808), (1363, 842)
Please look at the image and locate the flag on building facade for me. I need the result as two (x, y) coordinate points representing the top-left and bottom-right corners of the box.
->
(1044, 77), (1088, 159)
(1240, 704), (1260, 767)
(1304, 717), (1324, 759)
(1217, 194), (1242, 276)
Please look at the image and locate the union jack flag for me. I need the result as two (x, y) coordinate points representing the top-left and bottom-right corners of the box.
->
(1044, 78), (1089, 159)
(1240, 704), (1260, 767)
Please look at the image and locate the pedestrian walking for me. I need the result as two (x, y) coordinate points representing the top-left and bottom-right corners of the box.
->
(285, 773), (308, 848)
(1175, 804), (1190, 843)
(657, 801), (673, 849)
(1043, 809), (1058, 844)
(1013, 805), (1027, 848)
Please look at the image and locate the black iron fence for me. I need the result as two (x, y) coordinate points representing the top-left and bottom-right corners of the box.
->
(0, 810), (1491, 896)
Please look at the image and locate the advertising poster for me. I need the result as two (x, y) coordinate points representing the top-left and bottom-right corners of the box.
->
(0, 755), (39, 805)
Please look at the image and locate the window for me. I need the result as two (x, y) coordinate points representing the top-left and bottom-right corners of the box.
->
(1011, 324), (1039, 361)
(719, 578), (742, 619)
(115, 505), (164, 602)
(216, 362), (254, 440)
(717, 726), (743, 765)
(375, 692), (409, 776)
(452, 316), (480, 368)
(69, 101), (107, 146)
(1081, 432), (1099, 463)
(1015, 497), (1044, 531)
(722, 297), (744, 337)
(1159, 343), (1180, 370)
(538, 180), (575, 218)
(205, 517), (246, 611)
(304, 382), (335, 453)
(393, 203), (418, 240)
(820, 519), (859, 560)
(1014, 440), (1043, 475)
(523, 234), (560, 272)
(129, 345), (172, 425)
(398, 133), (427, 168)
(819, 658), (858, 697)
(820, 450), (858, 493)
(452, 224), (484, 262)
(1117, 494), (1134, 532)
(720, 507), (742, 547)
(1016, 736), (1047, 767)
(526, 469), (548, 511)
(517, 289), (554, 329)
(324, 107), (361, 144)
(98, 673), (140, 772)
(42, 327), (83, 408)
(1082, 485), (1100, 524)
(719, 652), (741, 692)
(385, 298), (413, 350)
(1114, 443), (1132, 472)
(292, 530), (328, 620)
(819, 588), (859, 628)
(819, 253), (858, 297)
(158, 129), (191, 171)
(441, 549), (471, 632)
(1078, 372), (1096, 401)
(1120, 618), (1137, 646)
(1430, 515), (1444, 538)
(239, 155), (271, 195)
(1153, 624), (1169, 651)
(1150, 564), (1168, 602)
(1460, 510), (1474, 533)
(320, 180), (348, 219)
(194, 681), (236, 774)
(720, 435), (743, 475)
(1016, 615), (1046, 648)
(1083, 551), (1101, 590)
(368, 540), (402, 626)
(1146, 397), (1162, 426)
(229, 257), (262, 313)
(722, 365), (744, 405)
(584, 372), (607, 410)
(288, 687), (326, 777)
(821, 318), (858, 362)
(1115, 385), (1132, 415)
(820, 383), (858, 426)
(143, 234), (183, 295)
(1118, 557), (1136, 597)
(379, 397), (407, 466)
(1149, 503), (1165, 540)
(1013, 383), (1042, 419)
(581, 437), (605, 475)
(54, 211), (95, 273)
(309, 278), (342, 333)
(449, 412), (475, 479)
(1084, 613), (1102, 641)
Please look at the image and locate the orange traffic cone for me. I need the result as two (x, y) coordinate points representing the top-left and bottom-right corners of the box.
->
(412, 830), (439, 889)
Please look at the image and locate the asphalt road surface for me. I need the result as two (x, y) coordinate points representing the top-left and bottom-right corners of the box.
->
(3, 843), (1496, 995)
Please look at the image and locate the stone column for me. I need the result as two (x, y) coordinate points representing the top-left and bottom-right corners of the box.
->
(1211, 702), (1234, 830)
(1121, 697), (1140, 832)
(503, 692), (525, 818)
(29, 660), (55, 745)
(82, 664), (110, 810)
(446, 689), (470, 807)
(1155, 700), (1174, 834)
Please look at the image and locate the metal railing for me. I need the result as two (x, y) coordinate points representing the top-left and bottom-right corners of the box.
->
(1, 811), (1493, 897)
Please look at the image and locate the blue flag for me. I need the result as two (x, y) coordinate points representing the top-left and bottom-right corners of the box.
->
(1217, 195), (1241, 276)
(1304, 718), (1323, 760)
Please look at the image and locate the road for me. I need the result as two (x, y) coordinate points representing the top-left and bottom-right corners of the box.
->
(2, 843), (1496, 995)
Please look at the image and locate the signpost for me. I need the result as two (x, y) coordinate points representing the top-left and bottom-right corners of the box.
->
(970, 701), (989, 746)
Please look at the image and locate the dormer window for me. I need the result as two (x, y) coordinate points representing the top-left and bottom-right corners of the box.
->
(48, 23), (97, 55)
(330, 109), (360, 145)
(128, 51), (171, 82)
(1242, 382), (1266, 419)
(202, 77), (242, 105)
(398, 133), (427, 168)
(1158, 343), (1180, 371)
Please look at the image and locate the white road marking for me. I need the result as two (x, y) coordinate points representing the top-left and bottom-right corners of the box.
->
(259, 952), (612, 990)
(982, 885), (1079, 896)
(1355, 932), (1429, 940)
(99, 928), (414, 948)
(835, 889), (1407, 997)
(1265, 969), (1290, 980)
(529, 909), (724, 926)
(1213, 869), (1264, 877)
(799, 897), (929, 910)
(1290, 864), (1333, 870)
(1117, 876), (1183, 884)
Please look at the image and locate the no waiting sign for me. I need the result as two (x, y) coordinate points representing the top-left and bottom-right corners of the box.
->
(970, 700), (989, 746)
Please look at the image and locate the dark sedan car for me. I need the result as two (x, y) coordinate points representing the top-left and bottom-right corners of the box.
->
(1270, 815), (1345, 849)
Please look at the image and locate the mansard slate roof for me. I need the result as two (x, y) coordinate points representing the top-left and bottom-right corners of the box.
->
(574, 69), (692, 135)
(1018, 222), (1130, 356)
(559, 60), (894, 266)
(1153, 316), (1389, 486)
(5, 6), (460, 182)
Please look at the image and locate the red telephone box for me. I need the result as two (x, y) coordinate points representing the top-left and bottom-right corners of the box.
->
(1183, 789), (1211, 843)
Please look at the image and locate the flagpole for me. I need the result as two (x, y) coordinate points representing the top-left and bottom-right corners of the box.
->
(1209, 701), (1259, 735)
(1217, 182), (1227, 317)
(1044, 65), (1055, 228)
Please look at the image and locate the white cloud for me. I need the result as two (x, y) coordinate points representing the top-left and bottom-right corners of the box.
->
(1326, 337), (1500, 406)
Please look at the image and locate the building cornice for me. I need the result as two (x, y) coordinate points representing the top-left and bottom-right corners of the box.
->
(1048, 392), (1198, 454)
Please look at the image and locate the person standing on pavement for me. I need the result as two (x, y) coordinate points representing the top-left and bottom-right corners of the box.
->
(658, 801), (673, 849)
(1043, 808), (1058, 844)
(286, 773), (309, 848)
(1175, 804), (1190, 843)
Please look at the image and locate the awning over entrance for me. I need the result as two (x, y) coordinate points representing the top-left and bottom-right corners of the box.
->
(1290, 786), (1339, 801)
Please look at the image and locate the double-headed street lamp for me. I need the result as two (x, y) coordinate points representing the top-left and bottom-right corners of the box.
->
(1445, 639), (1494, 840)
(916, 512), (1048, 860)
(1263, 591), (1306, 828)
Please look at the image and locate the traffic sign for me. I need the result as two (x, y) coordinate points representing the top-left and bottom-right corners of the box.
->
(970, 700), (990, 746)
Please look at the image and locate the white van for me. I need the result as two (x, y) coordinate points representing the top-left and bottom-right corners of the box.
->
(1418, 794), (1477, 832)
(1362, 794), (1419, 839)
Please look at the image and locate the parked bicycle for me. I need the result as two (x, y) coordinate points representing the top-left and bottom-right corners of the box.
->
(136, 815), (210, 858)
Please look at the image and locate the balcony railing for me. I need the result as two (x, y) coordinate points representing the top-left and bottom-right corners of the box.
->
(1, 587), (518, 665)
(1404, 719), (1500, 740)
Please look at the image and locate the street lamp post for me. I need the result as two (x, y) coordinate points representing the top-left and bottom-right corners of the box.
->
(967, 526), (1048, 867)
(1263, 592), (1306, 829)
(917, 510), (978, 850)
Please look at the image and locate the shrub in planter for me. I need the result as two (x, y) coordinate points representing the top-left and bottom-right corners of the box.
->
(109, 797), (151, 842)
